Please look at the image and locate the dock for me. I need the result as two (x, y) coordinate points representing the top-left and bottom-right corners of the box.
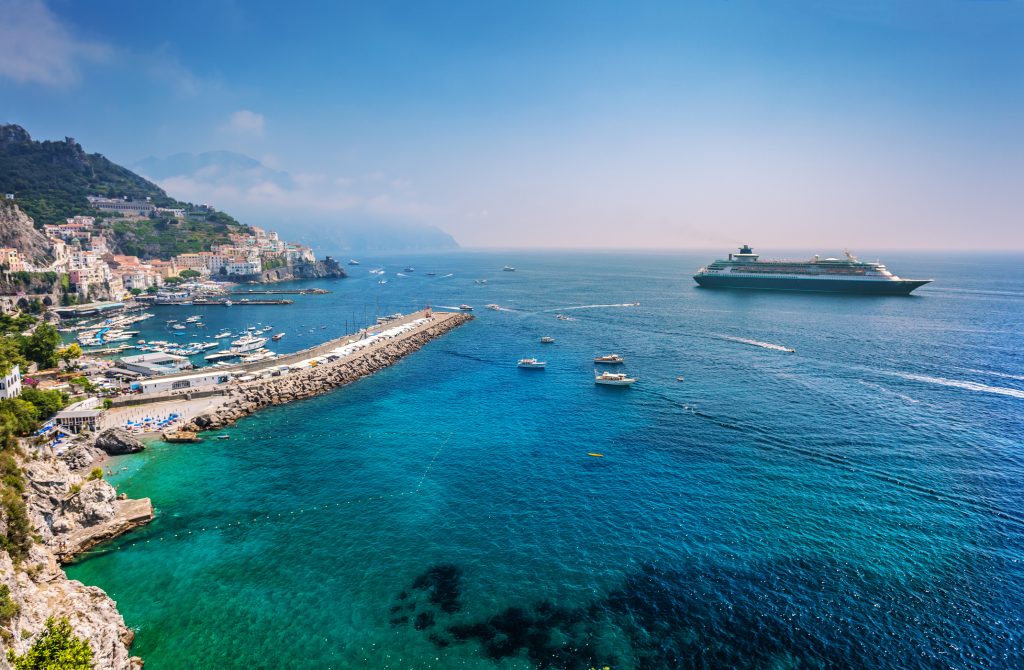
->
(228, 288), (330, 295)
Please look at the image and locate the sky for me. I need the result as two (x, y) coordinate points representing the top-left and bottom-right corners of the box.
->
(1, 0), (1022, 251)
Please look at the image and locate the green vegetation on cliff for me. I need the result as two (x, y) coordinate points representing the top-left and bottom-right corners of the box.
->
(0, 123), (248, 259)
(7, 616), (94, 670)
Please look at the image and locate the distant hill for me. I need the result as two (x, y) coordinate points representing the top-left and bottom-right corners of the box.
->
(134, 150), (460, 254)
(0, 124), (249, 260)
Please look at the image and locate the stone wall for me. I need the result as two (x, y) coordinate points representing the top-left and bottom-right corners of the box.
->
(190, 312), (471, 430)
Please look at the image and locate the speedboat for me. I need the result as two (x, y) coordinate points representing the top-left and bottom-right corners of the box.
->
(272, 333), (285, 341)
(459, 304), (473, 311)
(348, 259), (360, 265)
(171, 324), (186, 330)
(518, 358), (546, 369)
(485, 304), (500, 311)
(503, 265), (515, 272)
(594, 354), (624, 364)
(404, 266), (415, 272)
(555, 314), (570, 321)
(540, 336), (555, 343)
(594, 370), (636, 386)
(426, 272), (437, 276)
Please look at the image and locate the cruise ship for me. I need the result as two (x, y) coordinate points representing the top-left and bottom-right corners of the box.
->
(693, 246), (931, 295)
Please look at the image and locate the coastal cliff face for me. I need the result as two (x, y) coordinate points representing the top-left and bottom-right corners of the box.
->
(251, 258), (347, 283)
(190, 312), (471, 430)
(0, 450), (149, 669)
(0, 200), (52, 265)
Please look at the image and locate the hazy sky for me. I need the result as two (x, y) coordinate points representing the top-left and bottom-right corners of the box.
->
(1, 0), (1022, 250)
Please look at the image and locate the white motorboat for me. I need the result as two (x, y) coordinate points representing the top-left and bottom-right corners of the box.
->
(485, 304), (500, 311)
(540, 336), (555, 343)
(594, 354), (624, 364)
(503, 265), (516, 272)
(594, 370), (637, 386)
(230, 335), (268, 352)
(459, 304), (473, 311)
(171, 324), (186, 330)
(518, 358), (546, 369)
(272, 333), (285, 341)
(213, 331), (232, 339)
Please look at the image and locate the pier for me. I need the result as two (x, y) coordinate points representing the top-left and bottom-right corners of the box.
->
(228, 288), (330, 295)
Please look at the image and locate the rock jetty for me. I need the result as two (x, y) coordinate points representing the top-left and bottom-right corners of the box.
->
(190, 311), (472, 430)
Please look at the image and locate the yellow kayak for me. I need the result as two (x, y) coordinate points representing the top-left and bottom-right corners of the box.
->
(587, 453), (604, 458)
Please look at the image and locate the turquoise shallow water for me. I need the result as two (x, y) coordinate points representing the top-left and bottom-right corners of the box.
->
(68, 252), (1023, 669)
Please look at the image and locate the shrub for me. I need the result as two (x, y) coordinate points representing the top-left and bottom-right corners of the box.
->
(0, 584), (19, 626)
(7, 616), (93, 670)
(86, 468), (102, 482)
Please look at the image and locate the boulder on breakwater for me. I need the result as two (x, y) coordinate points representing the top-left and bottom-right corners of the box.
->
(95, 427), (146, 455)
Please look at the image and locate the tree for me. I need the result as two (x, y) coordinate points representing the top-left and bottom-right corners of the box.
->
(179, 269), (201, 279)
(145, 285), (159, 294)
(128, 287), (142, 296)
(19, 388), (67, 419)
(56, 344), (83, 371)
(20, 324), (61, 369)
(7, 617), (94, 670)
(163, 275), (184, 285)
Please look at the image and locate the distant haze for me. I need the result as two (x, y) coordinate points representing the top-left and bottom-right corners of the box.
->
(1, 1), (1021, 250)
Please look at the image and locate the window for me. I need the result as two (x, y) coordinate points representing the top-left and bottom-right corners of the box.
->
(171, 380), (191, 390)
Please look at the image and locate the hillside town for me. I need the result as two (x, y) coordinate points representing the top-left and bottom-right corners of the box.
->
(1, 193), (318, 304)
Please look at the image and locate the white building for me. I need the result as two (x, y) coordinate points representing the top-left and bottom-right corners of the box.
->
(137, 370), (231, 395)
(0, 365), (22, 399)
(54, 397), (102, 434)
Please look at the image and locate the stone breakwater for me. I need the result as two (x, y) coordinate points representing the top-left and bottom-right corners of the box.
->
(188, 312), (473, 431)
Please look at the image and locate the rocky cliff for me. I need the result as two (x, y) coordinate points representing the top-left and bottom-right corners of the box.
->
(0, 199), (52, 265)
(232, 257), (347, 283)
(0, 447), (150, 669)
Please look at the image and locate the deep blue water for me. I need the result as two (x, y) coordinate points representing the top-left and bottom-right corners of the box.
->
(68, 251), (1024, 669)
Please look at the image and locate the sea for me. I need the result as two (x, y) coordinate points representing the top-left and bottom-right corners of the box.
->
(66, 251), (1024, 669)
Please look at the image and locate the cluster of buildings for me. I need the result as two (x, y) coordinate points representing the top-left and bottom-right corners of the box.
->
(2, 197), (316, 301)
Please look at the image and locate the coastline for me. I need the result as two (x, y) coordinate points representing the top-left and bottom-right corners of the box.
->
(5, 310), (472, 669)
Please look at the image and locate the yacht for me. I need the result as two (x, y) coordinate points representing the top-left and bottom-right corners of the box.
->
(503, 265), (516, 272)
(459, 304), (474, 311)
(485, 304), (500, 311)
(348, 259), (360, 265)
(540, 336), (555, 343)
(230, 334), (268, 352)
(594, 370), (637, 386)
(594, 354), (624, 364)
(272, 333), (285, 341)
(518, 358), (546, 369)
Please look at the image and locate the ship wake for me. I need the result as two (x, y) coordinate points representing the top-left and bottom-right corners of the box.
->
(889, 372), (1024, 400)
(718, 335), (795, 353)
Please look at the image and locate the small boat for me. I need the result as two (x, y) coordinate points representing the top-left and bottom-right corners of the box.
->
(485, 304), (500, 311)
(348, 259), (360, 265)
(540, 336), (555, 343)
(518, 358), (546, 369)
(224, 300), (232, 307)
(555, 314), (570, 321)
(594, 354), (624, 364)
(503, 265), (516, 272)
(474, 279), (488, 285)
(378, 280), (388, 285)
(676, 375), (685, 381)
(163, 430), (202, 443)
(587, 453), (604, 458)
(459, 304), (473, 311)
(186, 316), (201, 323)
(272, 333), (285, 341)
(426, 272), (437, 276)
(217, 434), (231, 440)
(404, 266), (415, 272)
(594, 370), (637, 386)
(171, 324), (186, 330)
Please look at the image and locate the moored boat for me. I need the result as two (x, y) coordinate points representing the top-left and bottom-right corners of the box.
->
(594, 354), (624, 364)
(540, 336), (555, 343)
(485, 304), (500, 311)
(272, 333), (285, 341)
(518, 358), (546, 369)
(594, 370), (637, 386)
(459, 304), (473, 311)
